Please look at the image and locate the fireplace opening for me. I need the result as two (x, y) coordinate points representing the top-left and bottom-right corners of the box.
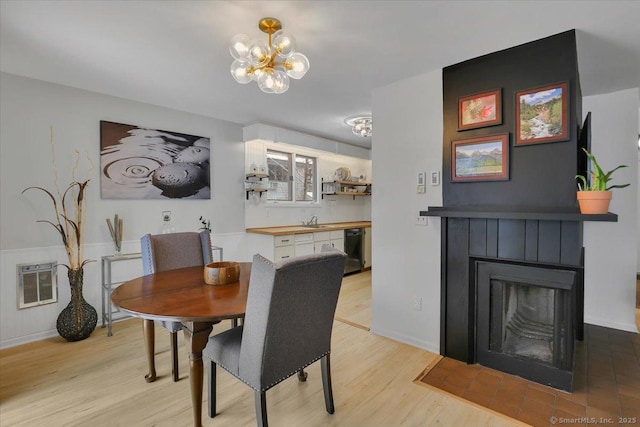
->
(476, 260), (576, 391)
(492, 280), (569, 366)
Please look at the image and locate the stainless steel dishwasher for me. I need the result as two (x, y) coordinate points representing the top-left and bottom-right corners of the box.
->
(344, 228), (363, 275)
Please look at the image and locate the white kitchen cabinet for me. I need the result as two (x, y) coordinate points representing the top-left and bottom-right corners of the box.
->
(247, 233), (294, 262)
(294, 233), (315, 256)
(248, 228), (349, 264)
(314, 230), (344, 252)
(274, 245), (295, 261)
(274, 234), (295, 261)
(275, 234), (295, 247)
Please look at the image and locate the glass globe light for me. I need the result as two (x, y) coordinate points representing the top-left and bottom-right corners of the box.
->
(272, 70), (290, 94)
(229, 34), (250, 59)
(251, 67), (264, 82)
(352, 119), (372, 137)
(230, 59), (253, 84)
(248, 40), (271, 67)
(272, 31), (296, 58)
(345, 116), (373, 137)
(257, 69), (277, 93)
(284, 53), (310, 79)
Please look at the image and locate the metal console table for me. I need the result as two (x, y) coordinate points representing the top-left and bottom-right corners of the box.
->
(101, 252), (142, 336)
(101, 246), (223, 336)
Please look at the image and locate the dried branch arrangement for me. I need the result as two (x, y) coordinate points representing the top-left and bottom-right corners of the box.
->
(106, 214), (123, 254)
(22, 127), (94, 271)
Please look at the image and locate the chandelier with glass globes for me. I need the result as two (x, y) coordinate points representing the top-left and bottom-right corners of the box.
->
(229, 17), (310, 94)
(345, 115), (373, 137)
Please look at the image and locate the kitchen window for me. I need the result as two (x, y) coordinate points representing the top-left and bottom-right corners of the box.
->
(267, 149), (317, 203)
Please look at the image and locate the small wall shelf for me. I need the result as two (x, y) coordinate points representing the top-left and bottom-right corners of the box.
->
(245, 173), (269, 200)
(246, 173), (269, 179)
(321, 179), (372, 200)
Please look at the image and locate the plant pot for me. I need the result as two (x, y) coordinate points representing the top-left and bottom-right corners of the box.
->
(56, 267), (97, 341)
(576, 190), (612, 214)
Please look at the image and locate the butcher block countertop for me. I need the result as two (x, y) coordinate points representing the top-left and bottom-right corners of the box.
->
(246, 221), (371, 236)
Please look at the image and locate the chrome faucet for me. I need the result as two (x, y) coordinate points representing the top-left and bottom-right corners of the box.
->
(302, 215), (318, 226)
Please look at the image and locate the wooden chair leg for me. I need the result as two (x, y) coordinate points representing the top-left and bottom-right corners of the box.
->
(143, 319), (156, 383)
(254, 390), (268, 427)
(321, 355), (335, 414)
(171, 331), (179, 382)
(207, 361), (216, 418)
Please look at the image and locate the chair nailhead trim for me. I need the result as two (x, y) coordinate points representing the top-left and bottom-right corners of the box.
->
(212, 351), (331, 392)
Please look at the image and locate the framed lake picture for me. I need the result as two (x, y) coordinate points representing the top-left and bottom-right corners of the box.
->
(515, 82), (568, 145)
(451, 133), (509, 182)
(100, 121), (211, 199)
(458, 89), (502, 130)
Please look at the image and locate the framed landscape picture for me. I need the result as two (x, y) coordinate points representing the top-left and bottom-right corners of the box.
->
(100, 121), (211, 199)
(451, 133), (509, 182)
(458, 89), (502, 130)
(515, 82), (568, 145)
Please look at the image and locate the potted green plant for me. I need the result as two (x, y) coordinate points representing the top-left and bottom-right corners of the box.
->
(575, 148), (629, 214)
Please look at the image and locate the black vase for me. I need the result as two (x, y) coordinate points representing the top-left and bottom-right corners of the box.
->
(56, 267), (97, 342)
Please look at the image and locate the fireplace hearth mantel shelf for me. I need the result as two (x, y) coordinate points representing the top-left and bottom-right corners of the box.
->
(420, 206), (618, 222)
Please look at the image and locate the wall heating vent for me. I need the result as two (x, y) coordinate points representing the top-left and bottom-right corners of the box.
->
(17, 262), (57, 309)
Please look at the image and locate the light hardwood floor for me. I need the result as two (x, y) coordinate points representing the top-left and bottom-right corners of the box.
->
(0, 272), (519, 427)
(335, 270), (372, 331)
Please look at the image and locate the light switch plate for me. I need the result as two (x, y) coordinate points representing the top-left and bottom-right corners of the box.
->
(430, 171), (440, 186)
(416, 216), (428, 226)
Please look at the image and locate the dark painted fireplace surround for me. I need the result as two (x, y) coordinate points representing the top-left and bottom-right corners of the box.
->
(419, 31), (617, 392)
(422, 210), (610, 391)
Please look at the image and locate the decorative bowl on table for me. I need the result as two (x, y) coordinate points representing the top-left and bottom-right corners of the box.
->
(204, 262), (240, 285)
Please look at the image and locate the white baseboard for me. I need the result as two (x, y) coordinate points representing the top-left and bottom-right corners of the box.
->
(584, 317), (639, 334)
(369, 325), (440, 355)
(1, 329), (59, 350)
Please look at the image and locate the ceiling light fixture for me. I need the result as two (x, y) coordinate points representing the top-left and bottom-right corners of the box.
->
(229, 17), (310, 94)
(345, 116), (373, 137)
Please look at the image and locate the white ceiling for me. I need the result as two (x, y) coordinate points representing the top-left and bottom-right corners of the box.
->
(1, 1), (639, 149)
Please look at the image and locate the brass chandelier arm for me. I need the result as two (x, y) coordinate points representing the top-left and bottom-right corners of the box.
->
(256, 19), (281, 73)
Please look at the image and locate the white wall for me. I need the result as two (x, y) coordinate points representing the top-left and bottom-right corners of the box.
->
(0, 72), (248, 348)
(371, 74), (639, 353)
(583, 88), (639, 332)
(370, 69), (443, 352)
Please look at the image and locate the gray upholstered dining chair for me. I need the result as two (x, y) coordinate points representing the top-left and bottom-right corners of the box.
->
(141, 231), (213, 382)
(203, 246), (347, 427)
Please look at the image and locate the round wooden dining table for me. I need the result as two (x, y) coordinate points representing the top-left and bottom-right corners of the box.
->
(111, 262), (252, 427)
